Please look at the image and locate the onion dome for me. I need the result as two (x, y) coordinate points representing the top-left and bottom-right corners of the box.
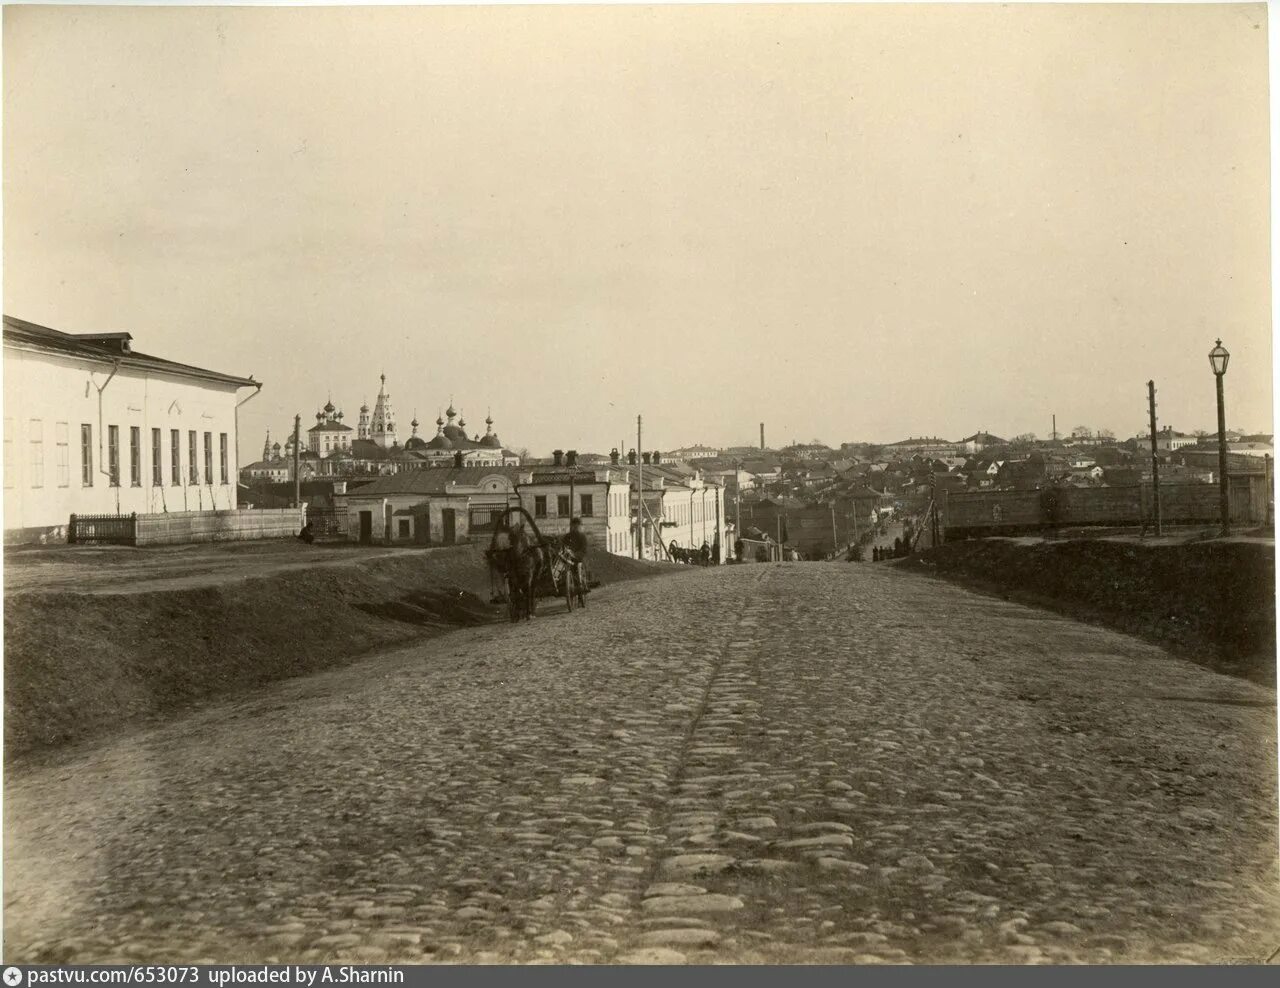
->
(360, 402), (370, 414)
(324, 399), (336, 414)
(480, 411), (502, 448)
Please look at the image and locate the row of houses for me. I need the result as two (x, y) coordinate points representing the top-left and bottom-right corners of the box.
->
(334, 450), (728, 561)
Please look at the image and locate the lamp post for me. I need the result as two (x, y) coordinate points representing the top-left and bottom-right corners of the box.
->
(1209, 339), (1231, 536)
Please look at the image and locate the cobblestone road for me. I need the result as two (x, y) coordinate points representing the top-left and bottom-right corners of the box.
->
(6, 563), (1278, 964)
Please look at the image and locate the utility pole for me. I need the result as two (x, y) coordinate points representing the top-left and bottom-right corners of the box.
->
(1147, 381), (1162, 537)
(830, 500), (838, 557)
(1052, 414), (1057, 442)
(292, 413), (302, 508)
(637, 414), (644, 560)
(735, 461), (742, 536)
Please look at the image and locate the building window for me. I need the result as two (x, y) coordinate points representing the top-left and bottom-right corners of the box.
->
(56, 422), (70, 487)
(580, 493), (593, 516)
(81, 424), (93, 487)
(557, 494), (571, 517)
(188, 431), (198, 484)
(130, 426), (142, 487)
(108, 425), (120, 487)
(171, 430), (181, 486)
(534, 496), (547, 518)
(4, 418), (15, 489)
(28, 419), (43, 488)
(204, 432), (213, 484)
(152, 429), (163, 486)
(220, 433), (229, 485)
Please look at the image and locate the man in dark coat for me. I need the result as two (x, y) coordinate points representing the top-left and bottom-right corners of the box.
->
(564, 517), (590, 588)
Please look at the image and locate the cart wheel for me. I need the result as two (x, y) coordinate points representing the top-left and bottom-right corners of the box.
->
(564, 571), (576, 612)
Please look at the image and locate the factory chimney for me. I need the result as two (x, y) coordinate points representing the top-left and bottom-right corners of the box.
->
(760, 423), (765, 450)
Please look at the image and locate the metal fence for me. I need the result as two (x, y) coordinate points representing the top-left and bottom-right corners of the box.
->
(68, 513), (138, 545)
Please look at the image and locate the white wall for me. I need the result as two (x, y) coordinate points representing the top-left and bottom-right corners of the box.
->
(658, 484), (726, 555)
(3, 346), (247, 534)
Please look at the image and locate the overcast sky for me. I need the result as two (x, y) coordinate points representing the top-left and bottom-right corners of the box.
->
(4, 3), (1272, 459)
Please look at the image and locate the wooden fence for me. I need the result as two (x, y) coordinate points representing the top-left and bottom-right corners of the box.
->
(943, 476), (1271, 539)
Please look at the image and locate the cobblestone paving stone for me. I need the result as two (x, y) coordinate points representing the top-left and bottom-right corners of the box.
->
(6, 564), (1278, 964)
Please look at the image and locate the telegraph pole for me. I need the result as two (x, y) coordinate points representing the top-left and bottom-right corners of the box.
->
(637, 414), (644, 560)
(1147, 381), (1162, 536)
(830, 500), (838, 557)
(292, 413), (302, 508)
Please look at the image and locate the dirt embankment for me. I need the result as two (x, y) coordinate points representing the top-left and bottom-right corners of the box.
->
(898, 538), (1276, 686)
(4, 544), (674, 757)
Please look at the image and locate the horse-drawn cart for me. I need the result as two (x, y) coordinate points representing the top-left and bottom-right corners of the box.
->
(485, 506), (596, 621)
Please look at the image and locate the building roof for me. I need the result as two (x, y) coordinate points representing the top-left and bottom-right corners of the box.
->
(3, 314), (259, 389)
(350, 439), (391, 460)
(308, 421), (353, 433)
(343, 466), (525, 497)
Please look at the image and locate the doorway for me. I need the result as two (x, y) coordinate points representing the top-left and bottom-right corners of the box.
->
(358, 511), (373, 544)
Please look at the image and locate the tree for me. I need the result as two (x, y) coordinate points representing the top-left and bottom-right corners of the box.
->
(1012, 433), (1037, 445)
(1097, 428), (1115, 440)
(1071, 426), (1093, 440)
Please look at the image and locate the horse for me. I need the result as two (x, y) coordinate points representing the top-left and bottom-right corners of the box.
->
(486, 524), (544, 622)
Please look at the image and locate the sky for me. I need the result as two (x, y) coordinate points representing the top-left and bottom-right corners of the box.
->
(3, 3), (1273, 462)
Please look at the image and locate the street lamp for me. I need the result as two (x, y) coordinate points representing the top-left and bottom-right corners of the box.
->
(1209, 339), (1231, 536)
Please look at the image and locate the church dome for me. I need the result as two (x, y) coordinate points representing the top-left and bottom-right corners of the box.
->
(442, 423), (469, 442)
(324, 400), (336, 414)
(425, 433), (454, 450)
(479, 411), (501, 448)
(404, 436), (428, 451)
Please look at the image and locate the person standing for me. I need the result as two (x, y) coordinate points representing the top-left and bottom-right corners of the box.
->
(565, 517), (590, 590)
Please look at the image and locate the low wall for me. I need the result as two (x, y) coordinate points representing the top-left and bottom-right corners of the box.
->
(134, 509), (305, 546)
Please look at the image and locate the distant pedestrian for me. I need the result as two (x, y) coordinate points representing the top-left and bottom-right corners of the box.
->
(893, 536), (903, 558)
(297, 521), (315, 544)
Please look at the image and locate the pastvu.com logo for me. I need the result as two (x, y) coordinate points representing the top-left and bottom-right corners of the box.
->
(4, 967), (24, 986)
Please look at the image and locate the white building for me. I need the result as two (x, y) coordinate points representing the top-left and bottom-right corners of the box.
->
(630, 462), (728, 562)
(1155, 428), (1199, 453)
(667, 444), (722, 461)
(520, 463), (634, 557)
(337, 461), (633, 555)
(3, 315), (260, 542)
